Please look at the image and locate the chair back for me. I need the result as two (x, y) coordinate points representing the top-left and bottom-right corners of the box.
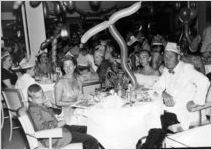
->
(2, 88), (24, 117)
(18, 109), (39, 149)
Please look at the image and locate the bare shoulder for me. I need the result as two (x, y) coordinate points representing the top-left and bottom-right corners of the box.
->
(54, 78), (66, 88)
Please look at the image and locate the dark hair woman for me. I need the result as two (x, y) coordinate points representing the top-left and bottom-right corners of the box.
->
(1, 50), (17, 89)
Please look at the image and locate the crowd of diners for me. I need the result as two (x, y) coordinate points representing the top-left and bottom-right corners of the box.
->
(1, 22), (211, 148)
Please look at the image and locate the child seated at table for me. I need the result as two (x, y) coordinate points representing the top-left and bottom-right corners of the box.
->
(27, 83), (100, 149)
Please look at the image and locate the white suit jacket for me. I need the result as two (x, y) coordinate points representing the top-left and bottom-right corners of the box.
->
(153, 61), (210, 129)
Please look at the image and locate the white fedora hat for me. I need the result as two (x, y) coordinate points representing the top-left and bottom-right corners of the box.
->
(165, 42), (181, 54)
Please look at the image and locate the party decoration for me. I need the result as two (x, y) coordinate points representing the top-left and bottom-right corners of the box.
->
(81, 2), (141, 44)
(43, 2), (48, 18)
(55, 3), (62, 15)
(89, 1), (101, 11)
(13, 1), (24, 10)
(175, 2), (181, 10)
(109, 25), (137, 90)
(81, 2), (141, 89)
(59, 1), (67, 12)
(179, 8), (191, 23)
(110, 2), (141, 24)
(81, 21), (110, 44)
(190, 1), (197, 9)
(63, 1), (75, 12)
(30, 1), (41, 8)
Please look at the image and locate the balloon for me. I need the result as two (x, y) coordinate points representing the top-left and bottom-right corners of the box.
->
(175, 2), (181, 10)
(80, 2), (141, 89)
(109, 25), (137, 90)
(179, 8), (191, 23)
(13, 1), (23, 10)
(30, 1), (41, 8)
(110, 2), (141, 25)
(43, 2), (48, 18)
(63, 1), (75, 11)
(59, 2), (67, 12)
(55, 3), (62, 15)
(81, 21), (110, 44)
(89, 1), (101, 11)
(190, 9), (197, 20)
(190, 2), (196, 9)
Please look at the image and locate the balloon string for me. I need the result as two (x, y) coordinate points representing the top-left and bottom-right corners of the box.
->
(109, 25), (137, 90)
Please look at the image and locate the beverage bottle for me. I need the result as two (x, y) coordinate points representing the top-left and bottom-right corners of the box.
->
(117, 83), (122, 97)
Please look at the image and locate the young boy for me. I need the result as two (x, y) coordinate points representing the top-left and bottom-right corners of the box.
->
(27, 84), (99, 149)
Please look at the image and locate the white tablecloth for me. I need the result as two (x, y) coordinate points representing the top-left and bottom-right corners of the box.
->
(86, 99), (163, 149)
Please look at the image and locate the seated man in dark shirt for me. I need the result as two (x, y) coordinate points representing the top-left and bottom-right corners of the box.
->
(93, 49), (111, 87)
(27, 84), (99, 149)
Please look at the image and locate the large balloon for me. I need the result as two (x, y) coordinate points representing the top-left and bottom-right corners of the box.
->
(80, 2), (141, 89)
(179, 8), (191, 23)
(13, 1), (24, 10)
(109, 25), (137, 90)
(63, 1), (75, 12)
(43, 2), (48, 18)
(110, 2), (141, 25)
(190, 2), (197, 9)
(30, 1), (41, 8)
(55, 3), (62, 15)
(81, 21), (110, 44)
(89, 1), (101, 11)
(175, 2), (181, 10)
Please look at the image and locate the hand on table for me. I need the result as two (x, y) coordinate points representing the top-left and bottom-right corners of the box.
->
(57, 120), (66, 127)
(162, 91), (175, 107)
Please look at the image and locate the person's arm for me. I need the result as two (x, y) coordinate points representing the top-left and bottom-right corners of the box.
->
(187, 65), (210, 106)
(54, 81), (77, 107)
(29, 106), (58, 130)
(152, 70), (167, 96)
(2, 79), (14, 88)
(87, 54), (98, 72)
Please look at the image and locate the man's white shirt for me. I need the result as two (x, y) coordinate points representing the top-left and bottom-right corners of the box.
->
(153, 61), (210, 130)
(15, 73), (36, 102)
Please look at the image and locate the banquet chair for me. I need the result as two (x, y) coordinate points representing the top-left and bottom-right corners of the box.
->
(17, 108), (83, 149)
(2, 88), (25, 141)
(1, 92), (9, 129)
(163, 103), (211, 148)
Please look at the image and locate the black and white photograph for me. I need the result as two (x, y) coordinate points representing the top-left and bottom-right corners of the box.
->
(1, 1), (211, 149)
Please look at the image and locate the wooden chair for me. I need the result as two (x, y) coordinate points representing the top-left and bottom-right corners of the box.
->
(2, 88), (24, 141)
(17, 108), (83, 149)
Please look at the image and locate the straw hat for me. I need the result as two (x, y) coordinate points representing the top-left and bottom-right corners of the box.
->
(19, 58), (35, 69)
(127, 36), (138, 46)
(165, 42), (181, 55)
(36, 49), (48, 57)
(1, 51), (10, 60)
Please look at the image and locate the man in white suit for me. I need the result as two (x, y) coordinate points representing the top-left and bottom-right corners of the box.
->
(153, 42), (210, 130)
